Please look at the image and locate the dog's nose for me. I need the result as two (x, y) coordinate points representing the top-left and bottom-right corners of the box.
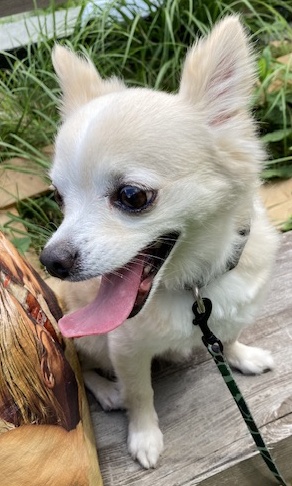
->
(40, 246), (77, 279)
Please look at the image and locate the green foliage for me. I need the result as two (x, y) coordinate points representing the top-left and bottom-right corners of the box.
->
(255, 44), (292, 179)
(282, 216), (292, 232)
(0, 43), (59, 166)
(2, 195), (63, 253)
(0, 0), (291, 248)
(1, 0), (291, 163)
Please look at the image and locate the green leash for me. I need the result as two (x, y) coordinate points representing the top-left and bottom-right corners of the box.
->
(192, 290), (289, 486)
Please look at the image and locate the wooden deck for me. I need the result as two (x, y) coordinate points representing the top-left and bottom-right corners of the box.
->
(88, 231), (292, 486)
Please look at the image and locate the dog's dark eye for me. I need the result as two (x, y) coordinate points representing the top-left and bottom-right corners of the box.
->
(54, 189), (64, 209)
(115, 185), (156, 213)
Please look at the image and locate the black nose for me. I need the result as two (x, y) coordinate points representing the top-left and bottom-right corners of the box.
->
(40, 245), (77, 279)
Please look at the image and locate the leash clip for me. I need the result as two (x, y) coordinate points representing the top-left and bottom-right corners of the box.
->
(192, 287), (223, 353)
(193, 286), (205, 314)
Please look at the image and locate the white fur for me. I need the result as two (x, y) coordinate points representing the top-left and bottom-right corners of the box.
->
(45, 17), (278, 469)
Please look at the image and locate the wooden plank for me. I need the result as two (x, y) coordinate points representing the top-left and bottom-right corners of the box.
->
(0, 207), (25, 234)
(89, 232), (292, 485)
(0, 157), (49, 209)
(200, 436), (292, 486)
(261, 180), (292, 229)
(0, 1), (64, 18)
(0, 7), (80, 51)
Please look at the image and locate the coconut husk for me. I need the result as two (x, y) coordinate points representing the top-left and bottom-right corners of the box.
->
(0, 232), (102, 486)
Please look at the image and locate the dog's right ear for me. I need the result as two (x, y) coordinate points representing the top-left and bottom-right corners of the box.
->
(52, 45), (125, 119)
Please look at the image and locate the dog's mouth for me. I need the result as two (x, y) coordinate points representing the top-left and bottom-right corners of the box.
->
(58, 232), (179, 338)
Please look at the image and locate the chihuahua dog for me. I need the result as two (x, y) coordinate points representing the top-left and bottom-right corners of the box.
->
(40, 16), (278, 469)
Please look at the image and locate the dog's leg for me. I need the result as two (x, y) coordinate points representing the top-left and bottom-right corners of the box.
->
(83, 371), (124, 411)
(224, 340), (274, 375)
(110, 350), (163, 469)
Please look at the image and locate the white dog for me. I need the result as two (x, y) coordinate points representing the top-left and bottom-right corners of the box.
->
(40, 16), (278, 469)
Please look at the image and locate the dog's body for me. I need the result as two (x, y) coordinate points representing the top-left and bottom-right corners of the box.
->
(40, 17), (278, 469)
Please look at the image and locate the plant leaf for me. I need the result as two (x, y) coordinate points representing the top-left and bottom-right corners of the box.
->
(262, 128), (292, 143)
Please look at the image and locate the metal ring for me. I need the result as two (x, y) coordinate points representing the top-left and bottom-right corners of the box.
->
(194, 286), (205, 314)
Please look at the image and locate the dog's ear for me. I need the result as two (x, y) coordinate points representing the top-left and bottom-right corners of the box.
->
(52, 45), (125, 119)
(179, 16), (254, 128)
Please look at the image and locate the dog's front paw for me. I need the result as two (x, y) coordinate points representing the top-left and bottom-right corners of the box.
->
(128, 423), (164, 469)
(225, 341), (274, 375)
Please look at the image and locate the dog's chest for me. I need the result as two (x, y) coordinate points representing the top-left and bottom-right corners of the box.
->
(132, 290), (203, 355)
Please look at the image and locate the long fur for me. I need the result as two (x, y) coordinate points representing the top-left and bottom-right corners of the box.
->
(43, 17), (278, 469)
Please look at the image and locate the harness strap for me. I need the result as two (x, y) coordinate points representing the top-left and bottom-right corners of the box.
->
(226, 225), (250, 271)
(192, 294), (289, 486)
(191, 226), (250, 290)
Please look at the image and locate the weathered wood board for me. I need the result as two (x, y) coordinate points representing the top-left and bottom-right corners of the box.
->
(88, 231), (292, 486)
(0, 157), (49, 209)
(0, 5), (80, 51)
(261, 179), (292, 229)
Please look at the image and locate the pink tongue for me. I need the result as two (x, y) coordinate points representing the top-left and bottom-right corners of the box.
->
(58, 260), (144, 338)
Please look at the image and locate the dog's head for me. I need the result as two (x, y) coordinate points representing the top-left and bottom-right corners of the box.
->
(40, 16), (262, 337)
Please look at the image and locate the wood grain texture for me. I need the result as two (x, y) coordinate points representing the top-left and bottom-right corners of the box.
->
(89, 232), (292, 486)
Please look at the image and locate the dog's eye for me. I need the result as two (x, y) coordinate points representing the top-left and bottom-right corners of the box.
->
(54, 189), (64, 209)
(115, 185), (156, 213)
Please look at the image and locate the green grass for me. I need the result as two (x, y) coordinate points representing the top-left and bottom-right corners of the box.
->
(1, 0), (292, 250)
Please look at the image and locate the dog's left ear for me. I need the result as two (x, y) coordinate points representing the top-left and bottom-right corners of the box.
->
(52, 45), (126, 119)
(179, 16), (254, 128)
